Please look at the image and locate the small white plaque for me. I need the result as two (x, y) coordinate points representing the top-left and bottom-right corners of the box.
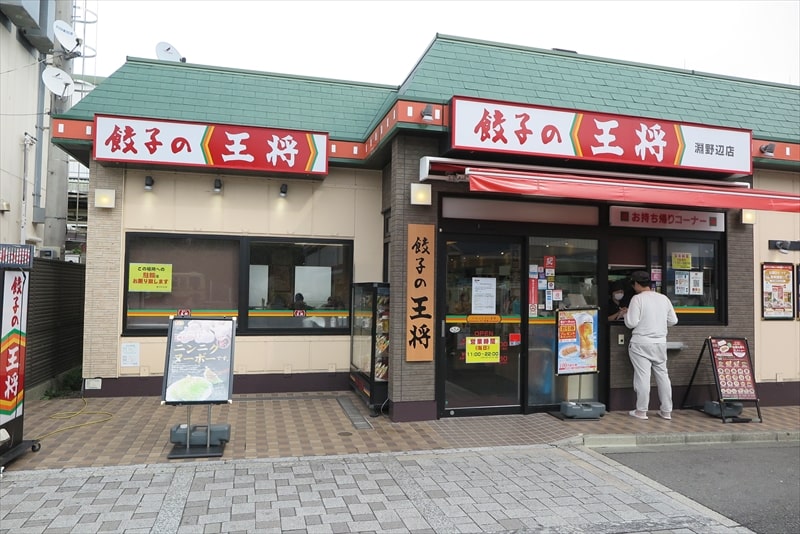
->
(121, 342), (140, 367)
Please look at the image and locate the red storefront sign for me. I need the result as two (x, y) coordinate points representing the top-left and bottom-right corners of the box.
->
(93, 115), (328, 175)
(451, 96), (751, 174)
(1, 272), (28, 426)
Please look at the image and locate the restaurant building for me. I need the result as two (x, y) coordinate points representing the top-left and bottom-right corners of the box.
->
(52, 34), (799, 421)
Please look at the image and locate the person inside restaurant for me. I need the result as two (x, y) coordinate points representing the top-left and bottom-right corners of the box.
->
(607, 279), (631, 321)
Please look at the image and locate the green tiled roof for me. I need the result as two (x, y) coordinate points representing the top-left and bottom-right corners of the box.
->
(60, 34), (800, 147)
(400, 35), (799, 141)
(62, 60), (398, 142)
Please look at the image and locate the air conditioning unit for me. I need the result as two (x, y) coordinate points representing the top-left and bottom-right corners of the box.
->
(37, 246), (61, 260)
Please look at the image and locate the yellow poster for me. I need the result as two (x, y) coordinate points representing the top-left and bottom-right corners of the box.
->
(129, 263), (173, 292)
(466, 336), (500, 363)
(672, 252), (692, 270)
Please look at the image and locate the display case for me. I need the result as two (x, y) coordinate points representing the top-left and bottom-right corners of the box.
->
(350, 283), (389, 414)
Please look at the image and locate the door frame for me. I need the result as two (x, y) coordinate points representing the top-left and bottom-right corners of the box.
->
(435, 232), (527, 418)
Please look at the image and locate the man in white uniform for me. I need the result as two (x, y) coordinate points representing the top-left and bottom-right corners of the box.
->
(624, 271), (678, 420)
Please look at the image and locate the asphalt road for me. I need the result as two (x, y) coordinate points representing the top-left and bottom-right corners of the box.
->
(598, 441), (800, 534)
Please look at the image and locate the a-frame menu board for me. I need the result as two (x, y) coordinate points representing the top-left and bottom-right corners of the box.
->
(682, 337), (762, 423)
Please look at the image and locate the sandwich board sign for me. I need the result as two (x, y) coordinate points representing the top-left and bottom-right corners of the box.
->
(682, 336), (762, 423)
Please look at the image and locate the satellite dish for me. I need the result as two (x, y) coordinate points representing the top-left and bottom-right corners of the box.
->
(53, 19), (81, 57)
(156, 41), (186, 63)
(42, 66), (75, 98)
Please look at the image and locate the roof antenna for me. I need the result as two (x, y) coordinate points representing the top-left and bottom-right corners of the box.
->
(53, 19), (83, 60)
(156, 42), (186, 63)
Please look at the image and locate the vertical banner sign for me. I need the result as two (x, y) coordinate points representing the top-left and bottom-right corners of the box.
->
(1, 271), (29, 426)
(528, 276), (538, 318)
(761, 263), (794, 320)
(406, 224), (435, 361)
(555, 308), (599, 375)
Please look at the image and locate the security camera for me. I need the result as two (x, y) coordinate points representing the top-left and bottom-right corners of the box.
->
(768, 240), (798, 254)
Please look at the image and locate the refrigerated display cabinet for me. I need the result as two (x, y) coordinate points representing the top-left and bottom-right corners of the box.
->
(350, 283), (389, 415)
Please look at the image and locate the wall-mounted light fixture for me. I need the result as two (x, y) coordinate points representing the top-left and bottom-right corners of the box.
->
(95, 189), (116, 209)
(0, 199), (10, 212)
(420, 104), (434, 121)
(144, 175), (154, 191)
(410, 182), (432, 205)
(768, 240), (800, 254)
(741, 209), (756, 225)
(213, 178), (223, 193)
(759, 143), (776, 157)
(279, 183), (288, 198)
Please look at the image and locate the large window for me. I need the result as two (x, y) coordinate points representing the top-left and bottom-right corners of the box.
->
(608, 235), (723, 324)
(126, 235), (239, 331)
(247, 240), (352, 331)
(662, 239), (719, 318)
(124, 234), (352, 334)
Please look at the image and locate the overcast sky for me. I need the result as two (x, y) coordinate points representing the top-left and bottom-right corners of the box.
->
(73, 0), (800, 86)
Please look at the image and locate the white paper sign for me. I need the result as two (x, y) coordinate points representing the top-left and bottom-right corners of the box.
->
(690, 271), (704, 295)
(121, 342), (140, 367)
(472, 277), (497, 314)
(675, 271), (690, 295)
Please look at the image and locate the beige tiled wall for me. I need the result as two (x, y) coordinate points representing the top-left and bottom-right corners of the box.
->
(83, 165), (383, 378)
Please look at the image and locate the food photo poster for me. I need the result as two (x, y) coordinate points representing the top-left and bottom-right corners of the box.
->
(162, 317), (235, 404)
(761, 263), (794, 320)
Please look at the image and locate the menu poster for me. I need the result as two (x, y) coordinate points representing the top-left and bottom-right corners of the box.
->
(555, 307), (599, 375)
(706, 337), (757, 401)
(761, 263), (794, 320)
(674, 271), (689, 295)
(162, 317), (236, 405)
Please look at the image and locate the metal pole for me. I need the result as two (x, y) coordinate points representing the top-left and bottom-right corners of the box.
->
(185, 405), (191, 451)
(21, 133), (37, 245)
(206, 405), (212, 448)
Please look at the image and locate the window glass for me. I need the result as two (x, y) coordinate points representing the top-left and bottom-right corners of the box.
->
(126, 235), (239, 330)
(247, 241), (352, 330)
(664, 240), (717, 316)
(527, 236), (598, 406)
(124, 234), (353, 333)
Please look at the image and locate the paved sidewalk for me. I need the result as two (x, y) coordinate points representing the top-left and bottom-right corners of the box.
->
(0, 444), (752, 534)
(4, 394), (798, 472)
(1, 395), (797, 533)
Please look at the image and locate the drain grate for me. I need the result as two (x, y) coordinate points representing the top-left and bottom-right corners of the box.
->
(337, 397), (373, 430)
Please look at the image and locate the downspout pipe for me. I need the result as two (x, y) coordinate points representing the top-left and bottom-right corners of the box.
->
(32, 56), (46, 212)
(21, 133), (38, 244)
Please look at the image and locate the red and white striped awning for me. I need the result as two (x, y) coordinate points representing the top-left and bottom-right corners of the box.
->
(466, 168), (800, 212)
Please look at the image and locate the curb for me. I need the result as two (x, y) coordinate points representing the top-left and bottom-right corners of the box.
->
(581, 430), (800, 448)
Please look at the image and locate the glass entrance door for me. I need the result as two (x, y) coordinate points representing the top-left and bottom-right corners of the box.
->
(527, 236), (599, 407)
(441, 237), (522, 415)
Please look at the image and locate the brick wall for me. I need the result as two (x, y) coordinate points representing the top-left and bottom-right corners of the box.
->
(610, 211), (755, 406)
(387, 135), (439, 406)
(83, 162), (124, 377)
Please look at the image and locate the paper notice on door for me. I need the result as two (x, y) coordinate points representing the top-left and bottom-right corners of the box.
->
(472, 277), (496, 314)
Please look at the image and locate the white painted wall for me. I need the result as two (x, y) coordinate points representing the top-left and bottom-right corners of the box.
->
(752, 169), (800, 382)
